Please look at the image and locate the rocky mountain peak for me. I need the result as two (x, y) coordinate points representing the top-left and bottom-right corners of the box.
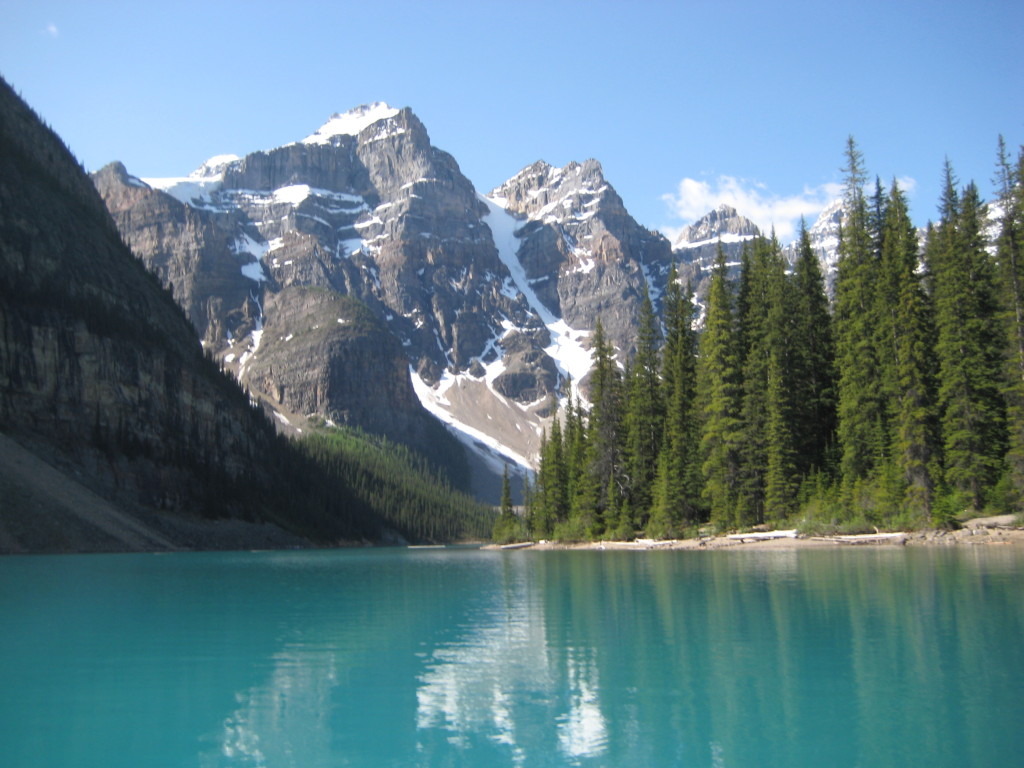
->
(807, 198), (844, 246)
(92, 102), (681, 493)
(302, 102), (402, 144)
(94, 98), (548, 490)
(1, 75), (381, 550)
(672, 203), (761, 249)
(489, 159), (672, 363)
(779, 198), (844, 293)
(489, 158), (612, 222)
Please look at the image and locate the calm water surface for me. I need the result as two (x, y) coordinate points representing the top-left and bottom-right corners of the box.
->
(0, 545), (1021, 767)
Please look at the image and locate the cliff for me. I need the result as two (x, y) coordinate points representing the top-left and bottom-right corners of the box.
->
(0, 78), (381, 551)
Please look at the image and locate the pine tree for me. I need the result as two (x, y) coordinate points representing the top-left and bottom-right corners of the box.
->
(569, 319), (623, 538)
(764, 348), (798, 521)
(869, 176), (888, 261)
(501, 464), (513, 516)
(493, 464), (526, 543)
(879, 180), (938, 520)
(928, 163), (1007, 512)
(734, 234), (799, 524)
(698, 246), (743, 529)
(532, 419), (567, 538)
(734, 243), (755, 366)
(649, 273), (702, 536)
(623, 286), (664, 526)
(790, 219), (837, 477)
(833, 137), (887, 487)
(563, 388), (587, 505)
(734, 237), (773, 524)
(994, 139), (1024, 509)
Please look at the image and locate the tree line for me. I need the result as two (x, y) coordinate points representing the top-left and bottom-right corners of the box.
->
(299, 427), (495, 544)
(504, 137), (1024, 542)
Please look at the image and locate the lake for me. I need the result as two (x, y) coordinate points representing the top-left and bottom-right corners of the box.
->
(0, 545), (1021, 767)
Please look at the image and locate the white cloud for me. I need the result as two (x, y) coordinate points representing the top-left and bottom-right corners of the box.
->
(44, 23), (59, 37)
(895, 176), (917, 195)
(661, 175), (843, 244)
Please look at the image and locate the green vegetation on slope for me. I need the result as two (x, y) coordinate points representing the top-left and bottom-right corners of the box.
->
(517, 136), (1024, 543)
(298, 426), (495, 544)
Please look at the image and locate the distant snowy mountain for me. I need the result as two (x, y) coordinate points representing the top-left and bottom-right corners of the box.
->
(94, 105), (676, 500)
(95, 103), (865, 499)
(779, 198), (843, 293)
(668, 204), (762, 311)
(489, 159), (673, 360)
(671, 204), (760, 251)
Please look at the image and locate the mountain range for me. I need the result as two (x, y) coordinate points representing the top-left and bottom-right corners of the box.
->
(88, 102), (844, 500)
(0, 81), (498, 552)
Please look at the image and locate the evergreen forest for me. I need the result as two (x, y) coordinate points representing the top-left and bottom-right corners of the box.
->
(508, 138), (1024, 542)
(297, 426), (495, 544)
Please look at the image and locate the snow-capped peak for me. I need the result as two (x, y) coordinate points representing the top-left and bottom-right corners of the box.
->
(190, 154), (240, 179)
(672, 204), (761, 250)
(302, 103), (400, 144)
(807, 198), (844, 235)
(142, 153), (238, 205)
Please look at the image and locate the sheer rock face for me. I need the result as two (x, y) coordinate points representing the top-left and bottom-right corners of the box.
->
(240, 286), (441, 450)
(92, 105), (553, 463)
(92, 107), (679, 475)
(92, 161), (258, 348)
(491, 160), (673, 358)
(0, 77), (309, 537)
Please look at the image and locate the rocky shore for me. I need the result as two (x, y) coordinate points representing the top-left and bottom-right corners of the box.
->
(487, 515), (1024, 552)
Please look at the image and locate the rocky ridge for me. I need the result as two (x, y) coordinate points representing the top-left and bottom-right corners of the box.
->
(93, 102), (849, 490)
(489, 159), (674, 359)
(0, 77), (385, 551)
(665, 204), (762, 309)
(95, 109), (683, 485)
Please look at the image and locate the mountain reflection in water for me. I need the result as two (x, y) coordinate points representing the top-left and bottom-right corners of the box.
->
(0, 547), (1021, 767)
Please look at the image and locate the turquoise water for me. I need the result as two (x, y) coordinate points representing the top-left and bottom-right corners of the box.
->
(0, 546), (1021, 767)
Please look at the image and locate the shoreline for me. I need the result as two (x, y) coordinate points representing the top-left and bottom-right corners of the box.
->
(485, 515), (1024, 552)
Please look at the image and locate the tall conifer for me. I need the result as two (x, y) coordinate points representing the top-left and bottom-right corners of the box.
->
(649, 273), (702, 536)
(994, 140), (1024, 508)
(623, 287), (664, 526)
(928, 165), (1006, 511)
(734, 234), (799, 524)
(764, 348), (798, 521)
(833, 137), (887, 487)
(735, 237), (776, 524)
(880, 180), (938, 519)
(790, 219), (837, 476)
(698, 247), (742, 529)
(570, 319), (622, 537)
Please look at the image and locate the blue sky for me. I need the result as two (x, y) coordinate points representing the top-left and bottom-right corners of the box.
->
(2, 0), (1021, 242)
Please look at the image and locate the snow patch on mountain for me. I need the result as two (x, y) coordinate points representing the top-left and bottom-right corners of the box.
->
(141, 153), (238, 206)
(676, 232), (757, 250)
(671, 204), (760, 250)
(481, 194), (593, 392)
(406, 192), (599, 471)
(271, 184), (314, 206)
(302, 103), (400, 144)
(143, 174), (222, 207)
(194, 154), (240, 177)
(411, 368), (534, 472)
(240, 261), (267, 283)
